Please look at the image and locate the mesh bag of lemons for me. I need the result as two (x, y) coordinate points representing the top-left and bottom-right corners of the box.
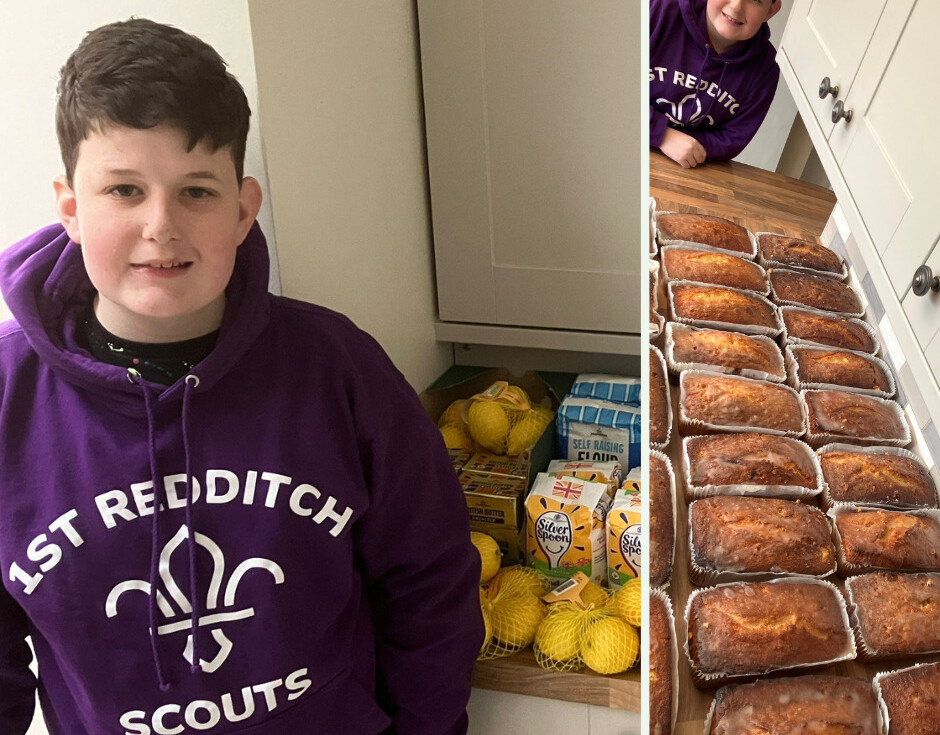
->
(438, 381), (554, 456)
(532, 576), (641, 675)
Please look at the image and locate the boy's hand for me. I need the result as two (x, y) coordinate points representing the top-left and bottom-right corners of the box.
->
(660, 128), (707, 169)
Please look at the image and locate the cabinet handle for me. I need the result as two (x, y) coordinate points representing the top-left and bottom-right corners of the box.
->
(818, 77), (839, 100)
(912, 265), (940, 296)
(831, 100), (853, 124)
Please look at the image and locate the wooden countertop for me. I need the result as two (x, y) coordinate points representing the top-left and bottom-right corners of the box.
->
(474, 650), (640, 711)
(649, 152), (940, 735)
(649, 150), (836, 240)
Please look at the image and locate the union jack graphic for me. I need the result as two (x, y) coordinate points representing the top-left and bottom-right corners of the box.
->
(552, 480), (582, 501)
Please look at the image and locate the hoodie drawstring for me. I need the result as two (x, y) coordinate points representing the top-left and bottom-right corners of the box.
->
(128, 368), (201, 690)
(182, 374), (200, 675)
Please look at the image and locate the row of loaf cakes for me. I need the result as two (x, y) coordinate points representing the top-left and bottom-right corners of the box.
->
(648, 205), (940, 733)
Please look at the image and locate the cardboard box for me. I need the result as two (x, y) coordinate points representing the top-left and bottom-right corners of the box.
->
(458, 472), (528, 529)
(447, 448), (474, 475)
(460, 452), (528, 480)
(421, 367), (561, 488)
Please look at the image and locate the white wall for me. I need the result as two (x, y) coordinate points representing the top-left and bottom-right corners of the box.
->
(247, 0), (452, 392)
(0, 1), (279, 326)
(733, 1), (798, 171)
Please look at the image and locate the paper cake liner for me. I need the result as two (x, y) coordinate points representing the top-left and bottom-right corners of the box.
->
(873, 662), (940, 735)
(653, 209), (758, 261)
(845, 572), (940, 662)
(649, 197), (658, 257)
(684, 577), (856, 688)
(801, 390), (912, 449)
(827, 505), (940, 577)
(680, 434), (823, 503)
(650, 587), (679, 735)
(785, 344), (896, 399)
(779, 304), (880, 357)
(650, 345), (672, 451)
(816, 443), (939, 511)
(650, 259), (664, 339)
(668, 280), (783, 338)
(665, 322), (786, 385)
(659, 244), (770, 296)
(650, 449), (677, 591)
(768, 267), (866, 319)
(688, 498), (836, 587)
(678, 370), (807, 438)
(755, 231), (849, 282)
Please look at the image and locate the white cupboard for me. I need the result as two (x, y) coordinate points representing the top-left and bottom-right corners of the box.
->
(779, 0), (940, 436)
(417, 0), (640, 352)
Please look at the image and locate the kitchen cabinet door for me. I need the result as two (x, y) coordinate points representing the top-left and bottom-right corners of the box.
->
(780, 0), (888, 139)
(828, 0), (939, 301)
(417, 0), (638, 335)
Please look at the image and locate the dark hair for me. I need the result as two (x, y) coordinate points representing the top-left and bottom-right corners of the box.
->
(56, 17), (250, 184)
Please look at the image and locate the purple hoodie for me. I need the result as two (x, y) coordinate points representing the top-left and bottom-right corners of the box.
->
(0, 223), (483, 734)
(650, 0), (780, 160)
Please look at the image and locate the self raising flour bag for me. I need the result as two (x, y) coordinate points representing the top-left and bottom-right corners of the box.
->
(569, 374), (642, 406)
(525, 473), (610, 586)
(556, 397), (642, 470)
(607, 477), (642, 590)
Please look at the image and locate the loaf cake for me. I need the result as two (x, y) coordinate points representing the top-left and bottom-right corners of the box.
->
(686, 580), (853, 680)
(670, 283), (779, 332)
(649, 592), (674, 735)
(707, 676), (880, 735)
(770, 268), (863, 315)
(690, 496), (835, 580)
(685, 433), (819, 491)
(876, 663), (940, 735)
(781, 306), (876, 353)
(847, 571), (940, 658)
(790, 346), (891, 393)
(650, 346), (670, 446)
(804, 390), (909, 445)
(758, 233), (845, 276)
(661, 248), (768, 293)
(668, 326), (785, 381)
(820, 449), (937, 508)
(656, 212), (753, 256)
(834, 508), (940, 573)
(650, 453), (674, 589)
(681, 373), (804, 435)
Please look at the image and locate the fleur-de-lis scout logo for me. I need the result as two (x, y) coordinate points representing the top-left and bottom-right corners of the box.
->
(656, 93), (715, 128)
(106, 526), (284, 673)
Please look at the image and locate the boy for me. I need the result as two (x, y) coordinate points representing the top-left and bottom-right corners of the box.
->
(650, 0), (782, 168)
(0, 18), (482, 734)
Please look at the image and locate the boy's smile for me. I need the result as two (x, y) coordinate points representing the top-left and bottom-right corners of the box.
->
(54, 124), (262, 344)
(705, 0), (781, 54)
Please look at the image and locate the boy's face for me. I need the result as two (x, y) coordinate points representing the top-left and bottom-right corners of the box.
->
(54, 124), (262, 343)
(705, 0), (781, 52)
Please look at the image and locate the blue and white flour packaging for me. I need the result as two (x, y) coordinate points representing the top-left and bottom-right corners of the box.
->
(569, 374), (642, 407)
(556, 396), (642, 470)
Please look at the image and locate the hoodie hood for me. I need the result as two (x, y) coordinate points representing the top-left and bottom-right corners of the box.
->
(679, 0), (774, 64)
(0, 221), (271, 412)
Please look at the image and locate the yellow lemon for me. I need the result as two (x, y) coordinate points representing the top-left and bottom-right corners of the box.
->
(439, 422), (473, 450)
(471, 532), (502, 583)
(486, 566), (548, 601)
(479, 589), (493, 654)
(534, 605), (584, 662)
(467, 401), (511, 454)
(581, 617), (639, 675)
(580, 581), (609, 610)
(438, 399), (469, 428)
(505, 410), (550, 456)
(490, 592), (545, 648)
(607, 578), (642, 626)
(502, 384), (532, 409)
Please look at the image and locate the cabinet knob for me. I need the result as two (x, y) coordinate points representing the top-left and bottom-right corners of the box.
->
(818, 77), (839, 100)
(831, 100), (853, 124)
(912, 265), (940, 296)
